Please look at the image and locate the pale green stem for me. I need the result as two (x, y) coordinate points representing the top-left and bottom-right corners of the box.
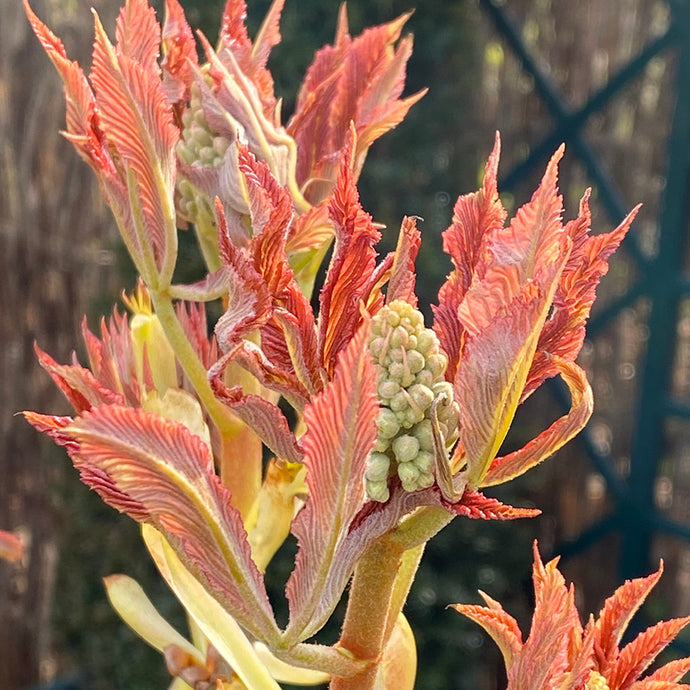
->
(150, 290), (241, 438)
(194, 203), (222, 274)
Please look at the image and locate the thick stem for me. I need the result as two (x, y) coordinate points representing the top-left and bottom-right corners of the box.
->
(330, 536), (405, 690)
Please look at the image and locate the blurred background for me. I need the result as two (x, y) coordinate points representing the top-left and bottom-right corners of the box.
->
(2, 0), (690, 687)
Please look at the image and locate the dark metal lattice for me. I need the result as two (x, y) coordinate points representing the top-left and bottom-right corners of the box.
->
(480, 0), (690, 606)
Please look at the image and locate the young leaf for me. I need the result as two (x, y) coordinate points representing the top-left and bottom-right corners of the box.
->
(61, 405), (279, 643)
(103, 574), (203, 662)
(481, 357), (593, 486)
(433, 132), (506, 381)
(285, 322), (378, 643)
(319, 148), (381, 375)
(143, 525), (282, 690)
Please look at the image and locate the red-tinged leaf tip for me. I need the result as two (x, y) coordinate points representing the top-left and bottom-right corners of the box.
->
(0, 530), (24, 564)
(215, 199), (272, 353)
(285, 321), (378, 643)
(319, 149), (381, 373)
(220, 0), (251, 48)
(288, 10), (418, 198)
(595, 562), (666, 668)
(217, 0), (283, 115)
(386, 216), (421, 306)
(34, 342), (125, 413)
(444, 490), (541, 520)
(25, 1), (115, 178)
(608, 615), (690, 690)
(115, 0), (161, 74)
(24, 0), (67, 59)
(90, 5), (178, 274)
(162, 0), (198, 103)
(451, 602), (523, 665)
(459, 545), (690, 690)
(526, 202), (641, 396)
(645, 656), (690, 683)
(210, 378), (303, 465)
(433, 134), (507, 381)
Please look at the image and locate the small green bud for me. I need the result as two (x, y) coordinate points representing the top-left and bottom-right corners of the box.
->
(388, 362), (405, 383)
(418, 472), (435, 489)
(392, 435), (420, 464)
(374, 437), (390, 453)
(366, 479), (390, 503)
(397, 462), (420, 490)
(385, 310), (400, 327)
(426, 353), (447, 378)
(390, 326), (409, 349)
(377, 408), (401, 439)
(389, 390), (409, 413)
(366, 299), (459, 502)
(389, 347), (404, 363)
(370, 336), (386, 359)
(366, 452), (391, 482)
(412, 420), (434, 452)
(407, 383), (434, 411)
(378, 380), (400, 401)
(416, 330), (436, 356)
(406, 350), (425, 375)
(415, 370), (434, 387)
(413, 450), (434, 474)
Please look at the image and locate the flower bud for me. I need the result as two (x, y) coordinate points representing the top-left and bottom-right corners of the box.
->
(392, 435), (420, 464)
(366, 452), (391, 482)
(365, 300), (460, 501)
(377, 408), (401, 439)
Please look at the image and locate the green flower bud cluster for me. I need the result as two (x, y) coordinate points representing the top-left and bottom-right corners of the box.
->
(176, 83), (231, 222)
(366, 300), (460, 502)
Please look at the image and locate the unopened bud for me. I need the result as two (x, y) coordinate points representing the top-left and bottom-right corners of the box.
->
(365, 300), (460, 501)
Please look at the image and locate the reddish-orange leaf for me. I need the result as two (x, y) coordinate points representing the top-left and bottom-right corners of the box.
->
(444, 490), (541, 520)
(114, 0), (161, 75)
(451, 598), (523, 667)
(319, 146), (381, 375)
(218, 0), (284, 115)
(215, 200), (272, 354)
(525, 195), (640, 397)
(234, 149), (323, 394)
(90, 6), (178, 271)
(285, 322), (377, 644)
(161, 0), (198, 104)
(34, 344), (125, 413)
(63, 405), (279, 642)
(644, 657), (690, 684)
(24, 1), (116, 180)
(81, 310), (140, 405)
(209, 377), (302, 464)
(609, 616), (690, 690)
(433, 133), (506, 381)
(288, 10), (421, 201)
(508, 549), (576, 688)
(595, 565), (665, 670)
(386, 216), (421, 306)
